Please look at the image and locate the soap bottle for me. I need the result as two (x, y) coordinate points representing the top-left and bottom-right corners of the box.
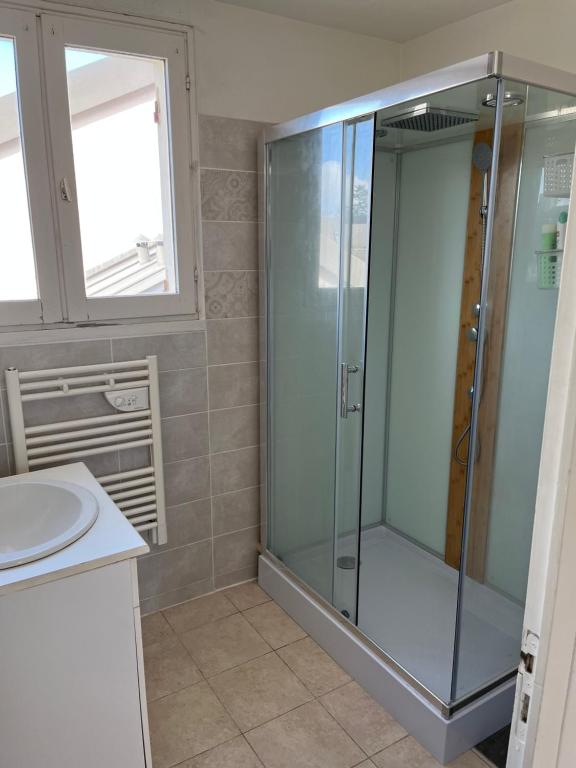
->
(541, 223), (557, 251)
(557, 210), (568, 250)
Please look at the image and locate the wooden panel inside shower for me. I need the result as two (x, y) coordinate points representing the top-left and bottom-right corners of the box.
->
(445, 122), (524, 576)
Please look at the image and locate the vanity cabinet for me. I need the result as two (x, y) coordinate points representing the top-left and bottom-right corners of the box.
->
(0, 558), (150, 767)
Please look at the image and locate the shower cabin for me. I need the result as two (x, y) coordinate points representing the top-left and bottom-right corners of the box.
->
(259, 52), (576, 763)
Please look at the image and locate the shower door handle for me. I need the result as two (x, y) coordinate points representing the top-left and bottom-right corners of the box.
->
(340, 363), (361, 418)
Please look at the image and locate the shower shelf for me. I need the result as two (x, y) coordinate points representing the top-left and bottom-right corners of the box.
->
(543, 152), (574, 198)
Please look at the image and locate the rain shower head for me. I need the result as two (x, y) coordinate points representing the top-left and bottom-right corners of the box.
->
(379, 102), (479, 132)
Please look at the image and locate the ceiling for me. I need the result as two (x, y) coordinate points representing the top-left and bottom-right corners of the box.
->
(216, 0), (511, 43)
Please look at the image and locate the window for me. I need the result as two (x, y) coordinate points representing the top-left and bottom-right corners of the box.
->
(0, 7), (198, 325)
(0, 37), (36, 301)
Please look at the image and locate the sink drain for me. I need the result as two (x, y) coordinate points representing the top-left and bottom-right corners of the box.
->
(336, 555), (356, 570)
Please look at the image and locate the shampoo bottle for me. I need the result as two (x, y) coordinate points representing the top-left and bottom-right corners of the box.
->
(557, 210), (568, 250)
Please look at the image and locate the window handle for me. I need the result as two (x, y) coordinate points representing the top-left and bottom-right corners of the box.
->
(59, 177), (73, 203)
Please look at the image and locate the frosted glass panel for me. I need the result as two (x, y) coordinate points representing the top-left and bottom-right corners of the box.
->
(454, 83), (576, 700)
(385, 139), (472, 554)
(486, 117), (573, 601)
(267, 124), (343, 602)
(360, 150), (396, 529)
(357, 80), (498, 703)
(333, 117), (374, 621)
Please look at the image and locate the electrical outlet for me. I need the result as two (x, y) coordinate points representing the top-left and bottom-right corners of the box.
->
(104, 387), (149, 412)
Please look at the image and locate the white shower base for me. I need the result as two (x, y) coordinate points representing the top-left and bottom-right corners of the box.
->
(283, 525), (524, 703)
(260, 538), (518, 764)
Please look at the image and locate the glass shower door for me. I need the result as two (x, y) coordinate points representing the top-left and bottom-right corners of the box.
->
(356, 81), (500, 703)
(267, 117), (375, 616)
(453, 81), (576, 702)
(267, 122), (345, 603)
(333, 117), (375, 621)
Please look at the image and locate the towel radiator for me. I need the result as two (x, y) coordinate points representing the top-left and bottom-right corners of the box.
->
(5, 356), (167, 545)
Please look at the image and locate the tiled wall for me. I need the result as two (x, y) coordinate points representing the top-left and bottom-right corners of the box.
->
(0, 115), (264, 614)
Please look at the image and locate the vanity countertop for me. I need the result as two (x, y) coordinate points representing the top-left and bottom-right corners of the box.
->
(0, 462), (149, 596)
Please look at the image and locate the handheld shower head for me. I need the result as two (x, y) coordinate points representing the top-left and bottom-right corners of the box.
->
(472, 142), (492, 173)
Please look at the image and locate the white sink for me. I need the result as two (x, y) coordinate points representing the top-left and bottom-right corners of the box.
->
(0, 478), (99, 569)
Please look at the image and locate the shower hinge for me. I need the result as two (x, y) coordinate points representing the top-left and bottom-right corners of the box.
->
(185, 74), (191, 91)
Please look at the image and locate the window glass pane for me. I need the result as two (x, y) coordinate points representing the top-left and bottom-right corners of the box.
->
(0, 37), (38, 300)
(65, 47), (176, 297)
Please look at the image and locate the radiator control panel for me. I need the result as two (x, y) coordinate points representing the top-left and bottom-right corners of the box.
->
(104, 387), (149, 412)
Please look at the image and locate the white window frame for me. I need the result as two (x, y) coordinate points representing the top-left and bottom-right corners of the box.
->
(0, 4), (201, 326)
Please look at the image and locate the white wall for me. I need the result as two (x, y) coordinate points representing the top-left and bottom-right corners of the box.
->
(16, 0), (576, 129)
(402, 0), (576, 81)
(28, 0), (401, 123)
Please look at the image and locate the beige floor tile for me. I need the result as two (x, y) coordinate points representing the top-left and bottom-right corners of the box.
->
(163, 591), (238, 634)
(225, 581), (272, 611)
(243, 601), (307, 649)
(245, 700), (365, 768)
(451, 751), (493, 767)
(179, 735), (264, 767)
(141, 611), (174, 647)
(144, 634), (202, 701)
(371, 737), (439, 768)
(277, 636), (352, 696)
(148, 681), (239, 768)
(354, 762), (378, 767)
(371, 735), (486, 767)
(181, 613), (272, 677)
(321, 682), (407, 756)
(209, 652), (313, 731)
